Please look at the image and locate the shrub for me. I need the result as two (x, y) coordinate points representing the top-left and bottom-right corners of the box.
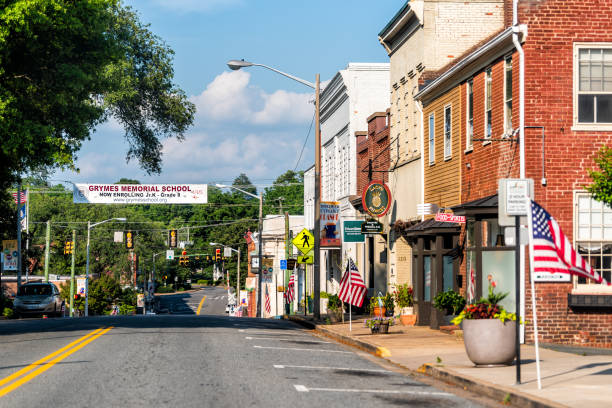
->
(156, 286), (174, 294)
(433, 289), (466, 315)
(119, 304), (136, 315)
(319, 291), (329, 299)
(327, 294), (342, 311)
(197, 279), (209, 286)
(3, 307), (14, 319)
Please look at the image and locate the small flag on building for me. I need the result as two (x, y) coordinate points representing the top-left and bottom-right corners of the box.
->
(265, 285), (271, 315)
(285, 273), (295, 304)
(338, 258), (367, 307)
(529, 200), (610, 285)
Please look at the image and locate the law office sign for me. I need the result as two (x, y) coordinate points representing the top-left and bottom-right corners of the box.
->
(343, 220), (365, 243)
(73, 183), (208, 204)
(362, 181), (391, 217)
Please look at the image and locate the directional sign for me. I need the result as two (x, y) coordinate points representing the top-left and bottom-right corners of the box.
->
(166, 250), (174, 260)
(297, 251), (314, 264)
(292, 228), (314, 255)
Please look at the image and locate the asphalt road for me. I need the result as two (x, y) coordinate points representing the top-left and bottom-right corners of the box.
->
(156, 286), (228, 315)
(0, 302), (495, 407)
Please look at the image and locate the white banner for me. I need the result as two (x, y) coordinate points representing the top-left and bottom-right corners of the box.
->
(73, 183), (207, 204)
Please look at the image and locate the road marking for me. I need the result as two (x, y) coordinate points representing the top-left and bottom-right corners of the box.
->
(274, 364), (389, 373)
(238, 329), (311, 336)
(0, 326), (113, 398)
(0, 327), (105, 388)
(253, 345), (352, 354)
(246, 336), (330, 343)
(293, 384), (452, 396)
(196, 296), (206, 315)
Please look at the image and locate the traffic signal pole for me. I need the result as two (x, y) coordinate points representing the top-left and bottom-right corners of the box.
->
(70, 229), (76, 317)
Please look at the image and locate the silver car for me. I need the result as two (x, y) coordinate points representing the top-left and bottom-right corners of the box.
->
(13, 283), (64, 317)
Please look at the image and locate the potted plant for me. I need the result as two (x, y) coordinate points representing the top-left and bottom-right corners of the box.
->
(364, 316), (394, 334)
(369, 295), (386, 317)
(382, 293), (394, 316)
(394, 284), (415, 326)
(326, 294), (343, 323)
(452, 276), (520, 366)
(433, 289), (466, 326)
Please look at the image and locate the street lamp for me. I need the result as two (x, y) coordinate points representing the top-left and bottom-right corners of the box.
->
(216, 183), (264, 317)
(210, 242), (241, 309)
(84, 217), (126, 317)
(226, 60), (322, 319)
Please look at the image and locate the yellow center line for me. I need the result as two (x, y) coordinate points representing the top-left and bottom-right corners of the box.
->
(0, 326), (113, 398)
(0, 327), (104, 387)
(196, 295), (207, 315)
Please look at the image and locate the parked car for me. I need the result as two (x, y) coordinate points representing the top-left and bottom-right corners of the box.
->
(13, 283), (63, 317)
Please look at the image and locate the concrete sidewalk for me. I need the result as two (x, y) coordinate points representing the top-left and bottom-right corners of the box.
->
(286, 315), (612, 408)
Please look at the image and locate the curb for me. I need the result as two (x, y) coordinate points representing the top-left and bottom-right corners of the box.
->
(284, 315), (563, 408)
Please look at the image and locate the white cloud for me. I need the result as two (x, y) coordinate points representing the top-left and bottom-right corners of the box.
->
(149, 0), (243, 13)
(191, 70), (313, 125)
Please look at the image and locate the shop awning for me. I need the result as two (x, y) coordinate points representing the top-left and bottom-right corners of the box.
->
(451, 194), (498, 216)
(401, 217), (461, 237)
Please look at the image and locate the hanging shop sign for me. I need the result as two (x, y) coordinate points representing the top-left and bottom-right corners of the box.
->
(362, 181), (392, 217)
(361, 220), (384, 234)
(320, 202), (341, 247)
(343, 220), (365, 243)
(434, 213), (466, 223)
(73, 183), (208, 204)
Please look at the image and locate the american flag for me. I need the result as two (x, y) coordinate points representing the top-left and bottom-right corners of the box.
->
(12, 191), (27, 205)
(530, 200), (609, 285)
(285, 274), (295, 304)
(264, 285), (271, 315)
(338, 258), (367, 307)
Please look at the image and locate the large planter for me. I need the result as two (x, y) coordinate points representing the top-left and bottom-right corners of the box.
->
(369, 321), (390, 334)
(441, 314), (457, 326)
(372, 306), (386, 317)
(327, 308), (342, 323)
(399, 307), (416, 326)
(462, 319), (517, 366)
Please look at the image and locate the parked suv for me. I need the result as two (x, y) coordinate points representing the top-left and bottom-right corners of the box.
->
(13, 283), (63, 317)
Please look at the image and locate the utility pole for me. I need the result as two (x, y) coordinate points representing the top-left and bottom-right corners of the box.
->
(16, 184), (22, 291)
(314, 74), (321, 319)
(237, 247), (241, 308)
(44, 220), (50, 282)
(285, 211), (290, 315)
(70, 229), (76, 317)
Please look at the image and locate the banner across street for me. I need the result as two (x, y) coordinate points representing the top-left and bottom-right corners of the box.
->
(73, 183), (208, 204)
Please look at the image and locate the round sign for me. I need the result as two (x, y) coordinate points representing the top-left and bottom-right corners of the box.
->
(12, 251), (18, 257)
(362, 181), (392, 217)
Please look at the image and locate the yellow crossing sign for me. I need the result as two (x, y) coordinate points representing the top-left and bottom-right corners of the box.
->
(297, 251), (314, 264)
(292, 228), (314, 255)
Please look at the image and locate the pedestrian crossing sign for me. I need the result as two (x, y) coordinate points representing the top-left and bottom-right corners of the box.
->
(297, 251), (314, 264)
(292, 228), (314, 255)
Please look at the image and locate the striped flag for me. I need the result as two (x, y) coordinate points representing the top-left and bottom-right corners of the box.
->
(285, 273), (295, 304)
(338, 258), (367, 307)
(12, 191), (27, 205)
(264, 285), (271, 315)
(529, 200), (609, 285)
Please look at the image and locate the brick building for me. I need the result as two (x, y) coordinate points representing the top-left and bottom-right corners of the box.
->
(412, 0), (612, 347)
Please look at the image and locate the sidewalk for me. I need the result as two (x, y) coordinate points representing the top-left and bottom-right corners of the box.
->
(286, 315), (612, 408)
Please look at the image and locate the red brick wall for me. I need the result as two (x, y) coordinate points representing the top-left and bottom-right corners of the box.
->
(460, 0), (612, 348)
(356, 110), (390, 194)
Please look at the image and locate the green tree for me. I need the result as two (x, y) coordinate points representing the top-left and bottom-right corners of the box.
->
(0, 0), (195, 192)
(88, 274), (122, 315)
(587, 146), (612, 207)
(263, 170), (304, 216)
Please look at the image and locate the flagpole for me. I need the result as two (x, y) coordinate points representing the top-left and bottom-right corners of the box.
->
(526, 198), (542, 390)
(349, 259), (352, 332)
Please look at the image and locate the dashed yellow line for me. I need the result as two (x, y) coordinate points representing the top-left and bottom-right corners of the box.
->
(196, 295), (207, 315)
(0, 326), (113, 398)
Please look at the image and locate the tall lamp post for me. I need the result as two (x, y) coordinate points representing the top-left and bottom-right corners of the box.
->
(210, 242), (241, 309)
(85, 217), (126, 317)
(215, 183), (263, 317)
(226, 60), (321, 319)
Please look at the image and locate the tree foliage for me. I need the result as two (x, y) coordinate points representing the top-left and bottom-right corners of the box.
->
(0, 0), (195, 190)
(587, 146), (612, 207)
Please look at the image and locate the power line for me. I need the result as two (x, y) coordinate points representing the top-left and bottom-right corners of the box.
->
(294, 110), (315, 172)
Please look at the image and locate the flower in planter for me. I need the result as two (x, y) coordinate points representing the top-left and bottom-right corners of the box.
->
(451, 279), (521, 325)
(364, 316), (394, 329)
(393, 284), (414, 308)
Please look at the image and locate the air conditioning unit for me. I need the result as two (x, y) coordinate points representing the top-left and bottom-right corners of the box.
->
(416, 203), (439, 216)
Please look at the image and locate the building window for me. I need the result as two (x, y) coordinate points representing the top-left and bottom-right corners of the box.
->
(428, 113), (435, 165)
(466, 79), (473, 149)
(444, 105), (452, 160)
(575, 193), (612, 287)
(575, 45), (612, 126)
(504, 56), (513, 134)
(485, 67), (492, 139)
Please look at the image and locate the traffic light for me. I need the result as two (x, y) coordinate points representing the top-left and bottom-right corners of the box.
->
(169, 229), (177, 248)
(179, 250), (189, 266)
(215, 248), (221, 261)
(126, 231), (134, 249)
(73, 294), (79, 300)
(64, 240), (73, 255)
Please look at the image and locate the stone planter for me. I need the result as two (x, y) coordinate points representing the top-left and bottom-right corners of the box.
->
(462, 319), (517, 366)
(399, 307), (416, 326)
(369, 321), (389, 334)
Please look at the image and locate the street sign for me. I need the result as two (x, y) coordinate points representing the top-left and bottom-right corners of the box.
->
(262, 258), (273, 268)
(251, 257), (259, 268)
(343, 220), (365, 243)
(166, 250), (174, 260)
(280, 259), (287, 270)
(498, 178), (534, 226)
(361, 220), (384, 234)
(297, 251), (314, 264)
(292, 228), (314, 255)
(224, 247), (232, 258)
(114, 231), (124, 243)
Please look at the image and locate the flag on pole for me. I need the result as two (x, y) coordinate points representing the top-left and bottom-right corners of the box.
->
(285, 273), (295, 304)
(12, 191), (27, 205)
(530, 200), (610, 285)
(264, 285), (271, 315)
(338, 258), (367, 307)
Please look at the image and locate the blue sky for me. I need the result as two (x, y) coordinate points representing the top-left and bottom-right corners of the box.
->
(54, 0), (403, 187)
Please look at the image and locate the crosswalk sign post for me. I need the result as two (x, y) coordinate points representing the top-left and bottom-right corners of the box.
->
(292, 228), (314, 255)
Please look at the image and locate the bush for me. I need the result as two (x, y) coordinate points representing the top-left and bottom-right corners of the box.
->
(433, 289), (466, 315)
(120, 287), (137, 307)
(327, 294), (342, 311)
(3, 307), (14, 319)
(393, 284), (413, 308)
(156, 286), (174, 294)
(320, 291), (329, 299)
(178, 287), (185, 292)
(197, 279), (209, 286)
(119, 304), (136, 315)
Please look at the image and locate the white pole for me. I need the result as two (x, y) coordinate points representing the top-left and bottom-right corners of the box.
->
(348, 259), (352, 331)
(526, 198), (542, 389)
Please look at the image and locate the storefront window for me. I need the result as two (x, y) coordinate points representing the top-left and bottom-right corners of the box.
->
(443, 256), (453, 291)
(482, 251), (516, 313)
(482, 219), (505, 247)
(424, 256), (432, 301)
